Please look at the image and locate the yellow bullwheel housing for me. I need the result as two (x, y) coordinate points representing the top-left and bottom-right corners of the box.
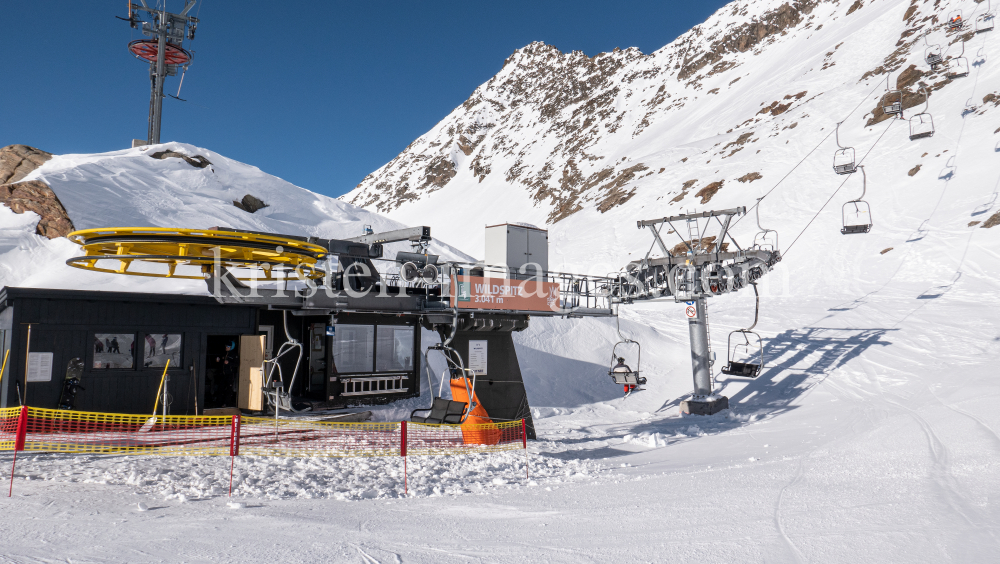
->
(65, 227), (328, 280)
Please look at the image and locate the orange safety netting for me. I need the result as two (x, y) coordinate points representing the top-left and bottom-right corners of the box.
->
(0, 407), (525, 458)
(0, 407), (19, 451)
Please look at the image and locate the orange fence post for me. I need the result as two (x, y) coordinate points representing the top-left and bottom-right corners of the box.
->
(522, 419), (529, 480)
(8, 405), (28, 497)
(228, 414), (241, 497)
(400, 421), (407, 495)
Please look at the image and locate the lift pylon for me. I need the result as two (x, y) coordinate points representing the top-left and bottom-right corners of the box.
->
(628, 207), (781, 415)
(123, 1), (200, 145)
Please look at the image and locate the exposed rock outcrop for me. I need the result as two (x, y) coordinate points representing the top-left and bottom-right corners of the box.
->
(677, 1), (819, 81)
(0, 179), (75, 238)
(982, 210), (1000, 229)
(232, 194), (268, 214)
(0, 145), (73, 238)
(0, 145), (52, 184)
(150, 150), (212, 168)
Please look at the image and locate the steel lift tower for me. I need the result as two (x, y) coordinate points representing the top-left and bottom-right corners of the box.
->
(620, 207), (781, 415)
(123, 1), (199, 145)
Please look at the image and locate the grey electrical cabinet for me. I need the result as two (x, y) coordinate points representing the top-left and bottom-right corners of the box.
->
(484, 223), (548, 275)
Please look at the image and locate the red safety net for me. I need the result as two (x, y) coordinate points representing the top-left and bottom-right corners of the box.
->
(0, 407), (526, 459)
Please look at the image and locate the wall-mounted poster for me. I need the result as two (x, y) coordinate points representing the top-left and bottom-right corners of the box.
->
(26, 352), (53, 382)
(468, 340), (487, 375)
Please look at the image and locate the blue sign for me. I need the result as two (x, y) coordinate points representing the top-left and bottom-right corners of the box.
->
(325, 325), (336, 337)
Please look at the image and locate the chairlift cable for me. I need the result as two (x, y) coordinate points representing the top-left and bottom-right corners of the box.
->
(730, 79), (887, 230)
(784, 117), (899, 255)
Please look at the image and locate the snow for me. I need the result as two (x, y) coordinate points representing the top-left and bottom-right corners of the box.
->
(5, 0), (1000, 561)
(3, 142), (472, 294)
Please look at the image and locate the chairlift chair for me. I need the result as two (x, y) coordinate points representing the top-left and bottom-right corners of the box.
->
(976, 8), (995, 33)
(946, 40), (970, 78)
(832, 122), (857, 175)
(948, 9), (964, 31)
(881, 73), (903, 117)
(609, 340), (645, 393)
(924, 31), (944, 67)
(752, 198), (780, 253)
(608, 314), (645, 396)
(909, 88), (935, 140)
(841, 166), (873, 235)
(410, 340), (477, 424)
(721, 283), (764, 378)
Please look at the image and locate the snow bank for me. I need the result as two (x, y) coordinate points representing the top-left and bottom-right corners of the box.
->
(4, 142), (472, 294)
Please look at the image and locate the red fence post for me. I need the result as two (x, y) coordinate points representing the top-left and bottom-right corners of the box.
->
(400, 421), (407, 495)
(8, 405), (28, 497)
(522, 419), (529, 481)
(228, 414), (241, 497)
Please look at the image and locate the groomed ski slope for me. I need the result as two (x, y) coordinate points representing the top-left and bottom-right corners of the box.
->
(4, 0), (1000, 562)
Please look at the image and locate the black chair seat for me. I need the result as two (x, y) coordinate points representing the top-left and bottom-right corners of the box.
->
(610, 371), (645, 385)
(841, 224), (871, 235)
(411, 397), (467, 424)
(721, 362), (761, 378)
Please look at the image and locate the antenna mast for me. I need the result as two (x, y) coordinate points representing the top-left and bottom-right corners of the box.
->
(123, 1), (199, 145)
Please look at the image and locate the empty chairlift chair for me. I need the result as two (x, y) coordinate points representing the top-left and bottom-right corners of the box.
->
(752, 198), (780, 254)
(841, 165), (873, 235)
(909, 88), (935, 140)
(881, 73), (903, 117)
(946, 40), (971, 79)
(924, 31), (944, 67)
(409, 343), (476, 424)
(977, 3), (995, 33)
(410, 397), (468, 424)
(721, 283), (764, 378)
(832, 121), (857, 175)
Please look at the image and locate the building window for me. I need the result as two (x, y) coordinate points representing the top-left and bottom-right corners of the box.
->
(142, 333), (182, 368)
(376, 326), (414, 372)
(331, 325), (374, 373)
(93, 333), (135, 369)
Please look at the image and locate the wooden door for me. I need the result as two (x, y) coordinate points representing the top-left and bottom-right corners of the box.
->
(238, 335), (265, 410)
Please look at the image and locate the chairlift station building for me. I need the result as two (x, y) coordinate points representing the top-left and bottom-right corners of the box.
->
(0, 208), (781, 429)
(0, 224), (600, 439)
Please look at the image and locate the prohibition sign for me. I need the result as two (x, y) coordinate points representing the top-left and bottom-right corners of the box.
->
(685, 305), (697, 318)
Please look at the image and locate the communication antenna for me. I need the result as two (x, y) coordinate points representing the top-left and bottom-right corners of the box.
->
(121, 1), (200, 145)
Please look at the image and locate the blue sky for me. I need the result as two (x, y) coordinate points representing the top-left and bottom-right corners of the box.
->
(2, 1), (729, 199)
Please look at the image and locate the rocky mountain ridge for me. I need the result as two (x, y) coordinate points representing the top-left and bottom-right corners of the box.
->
(344, 0), (999, 268)
(344, 0), (835, 223)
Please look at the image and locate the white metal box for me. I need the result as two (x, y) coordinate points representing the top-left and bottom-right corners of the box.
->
(484, 223), (548, 275)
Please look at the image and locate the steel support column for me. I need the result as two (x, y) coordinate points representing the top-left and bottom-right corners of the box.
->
(148, 24), (167, 145)
(688, 296), (712, 397)
(681, 295), (729, 415)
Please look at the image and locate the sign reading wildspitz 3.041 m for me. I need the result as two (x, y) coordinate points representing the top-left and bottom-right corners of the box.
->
(451, 276), (561, 312)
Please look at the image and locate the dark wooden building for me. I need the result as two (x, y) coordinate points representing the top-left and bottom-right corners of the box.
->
(0, 287), (421, 414)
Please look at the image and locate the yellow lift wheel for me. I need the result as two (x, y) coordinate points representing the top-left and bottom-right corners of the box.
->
(65, 227), (328, 280)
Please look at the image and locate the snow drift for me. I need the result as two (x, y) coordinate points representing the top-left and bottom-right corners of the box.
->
(0, 142), (471, 294)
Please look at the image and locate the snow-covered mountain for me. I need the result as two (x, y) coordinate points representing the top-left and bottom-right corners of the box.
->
(345, 0), (1000, 274)
(0, 142), (471, 294)
(6, 1), (1000, 560)
(335, 0), (1000, 429)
